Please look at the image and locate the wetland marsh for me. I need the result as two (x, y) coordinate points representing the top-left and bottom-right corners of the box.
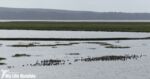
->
(0, 22), (150, 79)
(0, 29), (150, 79)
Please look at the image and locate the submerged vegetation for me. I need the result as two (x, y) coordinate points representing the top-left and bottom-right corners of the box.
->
(0, 44), (2, 47)
(0, 22), (150, 32)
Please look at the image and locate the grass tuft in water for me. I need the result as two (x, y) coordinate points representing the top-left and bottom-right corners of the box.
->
(12, 54), (31, 57)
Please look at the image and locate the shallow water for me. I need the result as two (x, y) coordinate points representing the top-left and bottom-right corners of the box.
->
(0, 30), (150, 79)
(0, 30), (150, 38)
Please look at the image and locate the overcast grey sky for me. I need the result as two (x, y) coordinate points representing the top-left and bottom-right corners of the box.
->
(0, 0), (149, 12)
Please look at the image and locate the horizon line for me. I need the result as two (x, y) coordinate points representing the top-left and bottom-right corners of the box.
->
(0, 6), (150, 14)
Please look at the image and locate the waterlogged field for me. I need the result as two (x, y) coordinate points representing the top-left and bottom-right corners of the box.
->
(0, 30), (150, 79)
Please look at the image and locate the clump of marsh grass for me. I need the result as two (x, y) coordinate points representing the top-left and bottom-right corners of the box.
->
(105, 45), (130, 49)
(0, 57), (6, 60)
(0, 57), (6, 65)
(0, 63), (6, 65)
(8, 42), (79, 47)
(12, 54), (31, 57)
(84, 42), (130, 49)
(76, 54), (144, 62)
(66, 53), (80, 55)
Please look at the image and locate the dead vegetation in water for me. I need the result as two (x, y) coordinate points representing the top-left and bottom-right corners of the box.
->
(12, 54), (31, 57)
(8, 42), (79, 47)
(36, 59), (65, 66)
(0, 57), (6, 60)
(84, 42), (130, 49)
(74, 54), (144, 62)
(19, 59), (65, 67)
(88, 48), (96, 50)
(105, 45), (130, 48)
(66, 53), (80, 55)
(85, 42), (112, 46)
(7, 41), (130, 49)
(15, 54), (145, 68)
(0, 63), (6, 65)
(0, 57), (6, 65)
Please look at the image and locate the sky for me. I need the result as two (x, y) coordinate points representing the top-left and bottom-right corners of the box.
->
(0, 0), (149, 13)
